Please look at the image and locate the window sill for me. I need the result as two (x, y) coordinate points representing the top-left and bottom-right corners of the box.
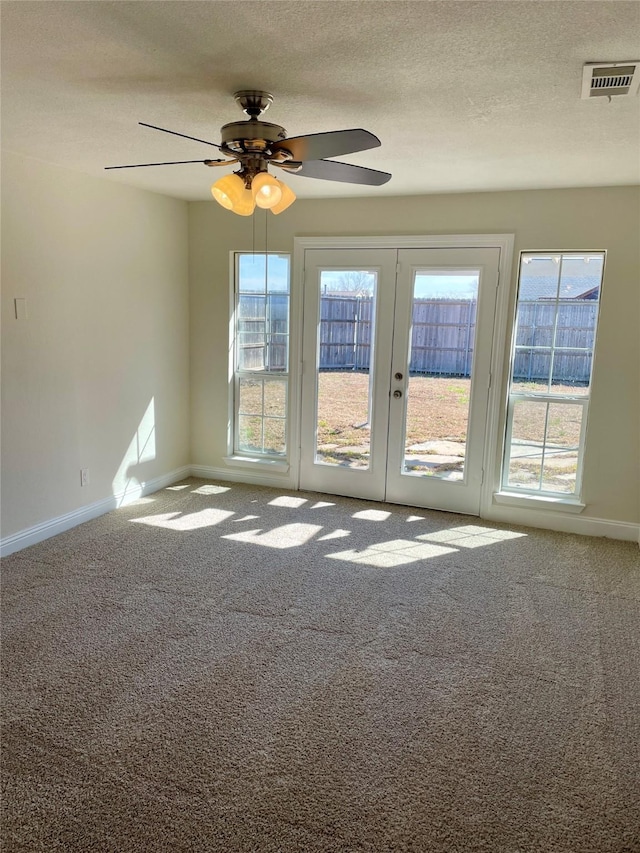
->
(224, 455), (290, 474)
(493, 491), (585, 514)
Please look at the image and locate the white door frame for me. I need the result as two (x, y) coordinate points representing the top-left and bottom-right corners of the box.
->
(299, 248), (398, 501)
(290, 234), (515, 516)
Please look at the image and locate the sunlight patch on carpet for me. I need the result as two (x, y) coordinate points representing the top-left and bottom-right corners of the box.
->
(317, 529), (351, 541)
(269, 496), (308, 508)
(352, 509), (391, 521)
(418, 526), (527, 549)
(132, 509), (234, 530)
(191, 485), (231, 495)
(327, 539), (456, 567)
(223, 523), (323, 549)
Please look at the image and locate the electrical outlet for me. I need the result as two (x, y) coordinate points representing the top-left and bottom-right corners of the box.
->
(80, 468), (89, 487)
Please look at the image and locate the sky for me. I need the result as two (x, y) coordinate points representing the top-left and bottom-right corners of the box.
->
(239, 253), (290, 293)
(414, 274), (478, 299)
(320, 270), (479, 299)
(239, 253), (603, 300)
(239, 254), (480, 299)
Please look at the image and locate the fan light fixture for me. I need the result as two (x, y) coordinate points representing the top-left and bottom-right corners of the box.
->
(211, 170), (296, 216)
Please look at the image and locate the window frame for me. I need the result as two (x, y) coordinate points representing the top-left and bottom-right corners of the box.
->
(498, 250), (606, 505)
(227, 251), (292, 467)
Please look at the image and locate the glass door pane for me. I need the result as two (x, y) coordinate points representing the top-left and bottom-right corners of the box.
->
(385, 248), (500, 516)
(299, 249), (397, 503)
(402, 272), (479, 480)
(315, 271), (377, 468)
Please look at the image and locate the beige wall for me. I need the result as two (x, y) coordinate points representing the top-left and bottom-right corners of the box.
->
(1, 153), (190, 537)
(2, 165), (637, 539)
(189, 185), (640, 525)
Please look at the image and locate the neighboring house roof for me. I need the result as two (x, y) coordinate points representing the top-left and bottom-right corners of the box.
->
(575, 286), (600, 300)
(519, 275), (601, 301)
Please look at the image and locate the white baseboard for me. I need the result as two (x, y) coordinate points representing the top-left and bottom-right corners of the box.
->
(483, 503), (640, 542)
(190, 463), (295, 490)
(190, 466), (638, 542)
(191, 467), (638, 542)
(0, 467), (191, 557)
(3, 464), (637, 556)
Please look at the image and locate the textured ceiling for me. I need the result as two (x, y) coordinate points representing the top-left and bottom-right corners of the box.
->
(2, 1), (639, 201)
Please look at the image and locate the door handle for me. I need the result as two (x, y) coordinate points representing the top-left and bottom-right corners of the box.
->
(393, 389), (402, 398)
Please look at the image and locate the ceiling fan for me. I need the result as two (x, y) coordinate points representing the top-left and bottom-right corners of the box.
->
(105, 90), (392, 215)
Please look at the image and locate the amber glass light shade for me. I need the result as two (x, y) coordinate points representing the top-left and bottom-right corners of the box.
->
(232, 187), (256, 216)
(270, 180), (296, 215)
(211, 173), (246, 210)
(252, 172), (283, 209)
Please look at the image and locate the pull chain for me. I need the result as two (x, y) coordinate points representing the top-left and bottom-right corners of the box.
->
(264, 207), (269, 287)
(264, 210), (269, 294)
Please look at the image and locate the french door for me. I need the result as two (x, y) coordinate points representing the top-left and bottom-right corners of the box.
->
(299, 246), (501, 514)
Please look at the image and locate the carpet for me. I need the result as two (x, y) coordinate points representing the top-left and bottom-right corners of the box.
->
(2, 478), (639, 852)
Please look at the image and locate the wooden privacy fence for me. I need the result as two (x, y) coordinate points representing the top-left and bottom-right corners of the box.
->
(319, 296), (477, 376)
(238, 295), (598, 383)
(513, 299), (598, 384)
(237, 293), (289, 371)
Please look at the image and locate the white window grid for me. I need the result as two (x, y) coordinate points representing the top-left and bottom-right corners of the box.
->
(234, 376), (289, 456)
(233, 253), (290, 458)
(501, 251), (605, 499)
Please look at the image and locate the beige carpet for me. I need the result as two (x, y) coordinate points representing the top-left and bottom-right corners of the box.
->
(2, 478), (639, 852)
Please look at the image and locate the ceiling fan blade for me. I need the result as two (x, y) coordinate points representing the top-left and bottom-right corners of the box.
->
(280, 159), (391, 186)
(105, 159), (219, 170)
(139, 122), (222, 149)
(272, 129), (380, 162)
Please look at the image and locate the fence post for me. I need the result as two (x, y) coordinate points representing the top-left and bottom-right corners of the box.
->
(463, 300), (473, 376)
(353, 297), (359, 371)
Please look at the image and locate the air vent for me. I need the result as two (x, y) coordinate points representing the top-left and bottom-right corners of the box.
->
(581, 62), (640, 99)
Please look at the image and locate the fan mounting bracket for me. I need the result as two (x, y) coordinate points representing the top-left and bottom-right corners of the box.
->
(234, 90), (273, 118)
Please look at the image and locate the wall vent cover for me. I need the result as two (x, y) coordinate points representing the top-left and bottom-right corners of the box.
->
(581, 62), (640, 99)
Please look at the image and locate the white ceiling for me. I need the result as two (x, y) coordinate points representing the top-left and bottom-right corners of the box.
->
(2, 1), (639, 201)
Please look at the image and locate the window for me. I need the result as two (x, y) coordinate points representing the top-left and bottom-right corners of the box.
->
(501, 251), (605, 500)
(233, 253), (290, 457)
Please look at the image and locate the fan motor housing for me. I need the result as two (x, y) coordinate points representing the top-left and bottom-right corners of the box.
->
(221, 120), (287, 154)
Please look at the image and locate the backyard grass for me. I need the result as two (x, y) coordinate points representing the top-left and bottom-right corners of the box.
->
(316, 372), (583, 491)
(238, 372), (583, 490)
(316, 372), (473, 448)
